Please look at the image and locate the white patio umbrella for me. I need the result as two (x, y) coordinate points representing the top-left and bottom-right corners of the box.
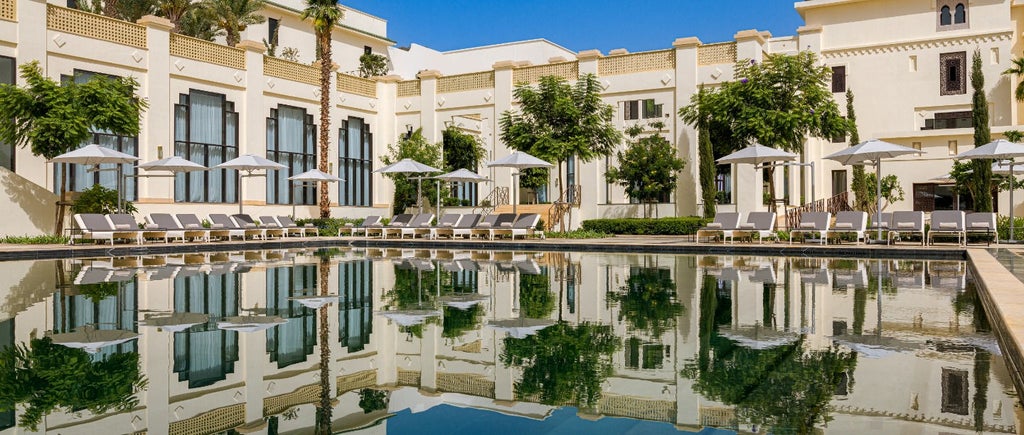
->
(433, 168), (490, 216)
(49, 326), (139, 353)
(215, 154), (287, 214)
(288, 169), (344, 217)
(486, 317), (554, 339)
(716, 144), (804, 214)
(49, 144), (140, 213)
(486, 151), (554, 214)
(217, 315), (288, 333)
(824, 139), (921, 242)
(140, 312), (210, 333)
(374, 158), (442, 214)
(137, 156), (207, 173)
(956, 139), (1024, 242)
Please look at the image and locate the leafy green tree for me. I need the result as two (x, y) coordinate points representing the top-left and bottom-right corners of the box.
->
(381, 128), (444, 215)
(693, 86), (718, 218)
(847, 90), (871, 211)
(501, 322), (620, 407)
(442, 304), (483, 338)
(499, 74), (621, 194)
(971, 49), (994, 212)
(358, 52), (389, 78)
(0, 61), (146, 232)
(70, 183), (138, 215)
(1003, 55), (1024, 103)
(206, 0), (265, 47)
(0, 337), (147, 431)
(442, 126), (486, 205)
(357, 388), (387, 414)
(519, 271), (554, 319)
(607, 267), (683, 337)
(605, 122), (685, 218)
(862, 172), (904, 216)
(679, 52), (848, 206)
(302, 0), (342, 218)
(177, 5), (219, 40)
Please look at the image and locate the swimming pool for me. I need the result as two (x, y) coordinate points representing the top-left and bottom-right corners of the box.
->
(0, 249), (1014, 434)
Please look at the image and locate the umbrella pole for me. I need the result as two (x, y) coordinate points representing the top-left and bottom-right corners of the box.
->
(512, 172), (517, 215)
(238, 171), (244, 215)
(418, 178), (423, 214)
(876, 158), (883, 243)
(1011, 163), (1016, 243)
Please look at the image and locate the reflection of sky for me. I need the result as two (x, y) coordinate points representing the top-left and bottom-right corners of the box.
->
(386, 405), (727, 435)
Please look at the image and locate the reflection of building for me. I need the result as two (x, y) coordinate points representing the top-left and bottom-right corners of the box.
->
(0, 250), (1015, 434)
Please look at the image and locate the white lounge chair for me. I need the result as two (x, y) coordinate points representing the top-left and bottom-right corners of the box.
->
(888, 211), (925, 245)
(696, 212), (742, 243)
(827, 211), (868, 244)
(927, 210), (965, 246)
(789, 212), (830, 245)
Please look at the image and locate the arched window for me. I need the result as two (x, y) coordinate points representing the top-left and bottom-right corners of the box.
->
(940, 5), (952, 26)
(954, 3), (966, 24)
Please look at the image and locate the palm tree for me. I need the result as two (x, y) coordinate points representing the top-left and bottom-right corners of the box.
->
(1004, 56), (1024, 102)
(207, 0), (265, 47)
(156, 0), (194, 33)
(301, 0), (342, 218)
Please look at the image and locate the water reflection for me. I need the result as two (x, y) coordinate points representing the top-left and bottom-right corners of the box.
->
(0, 250), (1015, 434)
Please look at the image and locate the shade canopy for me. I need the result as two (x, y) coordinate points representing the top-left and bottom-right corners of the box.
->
(717, 328), (797, 350)
(823, 139), (920, 165)
(486, 151), (554, 169)
(955, 139), (1024, 160)
(439, 293), (489, 310)
(377, 309), (442, 327)
(716, 143), (797, 166)
(992, 162), (1022, 175)
(140, 312), (210, 333)
(217, 315), (288, 332)
(49, 326), (139, 353)
(215, 154), (287, 172)
(288, 168), (343, 182)
(137, 156), (207, 173)
(486, 318), (555, 339)
(374, 158), (442, 174)
(433, 168), (490, 183)
(287, 295), (336, 309)
(48, 144), (139, 165)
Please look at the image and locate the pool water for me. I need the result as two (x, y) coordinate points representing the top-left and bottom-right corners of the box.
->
(0, 249), (1015, 434)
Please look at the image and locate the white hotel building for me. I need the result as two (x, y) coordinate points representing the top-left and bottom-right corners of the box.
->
(0, 0), (1017, 233)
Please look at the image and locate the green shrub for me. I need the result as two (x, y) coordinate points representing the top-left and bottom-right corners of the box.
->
(997, 215), (1024, 242)
(70, 184), (137, 215)
(295, 217), (363, 236)
(0, 234), (71, 244)
(581, 217), (709, 235)
(545, 229), (611, 239)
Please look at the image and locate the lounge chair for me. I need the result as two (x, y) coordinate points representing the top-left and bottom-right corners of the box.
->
(888, 211), (925, 245)
(866, 212), (892, 241)
(927, 210), (965, 246)
(414, 214), (461, 239)
(365, 214), (413, 238)
(147, 213), (210, 242)
(696, 212), (742, 243)
(338, 215), (382, 237)
(490, 213), (544, 240)
(233, 214), (284, 239)
(109, 213), (168, 243)
(72, 213), (143, 245)
(275, 216), (319, 237)
(176, 214), (240, 241)
(434, 214), (482, 239)
(788, 212), (830, 245)
(827, 211), (868, 244)
(386, 213), (434, 239)
(733, 212), (777, 244)
(965, 212), (997, 246)
(471, 213), (516, 239)
(192, 214), (247, 241)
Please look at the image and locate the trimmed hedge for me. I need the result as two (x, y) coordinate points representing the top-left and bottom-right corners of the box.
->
(581, 217), (710, 235)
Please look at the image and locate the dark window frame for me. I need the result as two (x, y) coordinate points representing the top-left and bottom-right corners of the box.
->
(831, 65), (847, 93)
(339, 117), (373, 206)
(266, 105), (317, 205)
(174, 90), (240, 204)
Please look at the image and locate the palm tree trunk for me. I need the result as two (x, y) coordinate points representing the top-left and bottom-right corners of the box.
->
(315, 255), (331, 433)
(318, 35), (332, 218)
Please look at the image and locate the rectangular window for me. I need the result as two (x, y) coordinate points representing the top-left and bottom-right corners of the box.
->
(831, 170), (847, 197)
(174, 90), (239, 203)
(831, 66), (846, 93)
(940, 52), (967, 95)
(911, 141), (922, 151)
(642, 99), (662, 118)
(715, 164), (732, 204)
(941, 368), (969, 415)
(363, 46), (372, 56)
(339, 260), (373, 352)
(948, 140), (958, 156)
(268, 18), (279, 45)
(339, 117), (373, 206)
(623, 100), (639, 120)
(267, 105), (316, 205)
(909, 55), (918, 72)
(266, 265), (316, 368)
(0, 55), (14, 172)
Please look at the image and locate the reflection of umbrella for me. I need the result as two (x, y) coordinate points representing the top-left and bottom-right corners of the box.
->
(217, 315), (288, 332)
(50, 144), (140, 213)
(138, 156), (207, 173)
(831, 334), (918, 359)
(487, 317), (555, 339)
(140, 312), (210, 332)
(433, 168), (490, 216)
(49, 326), (139, 353)
(957, 139), (1024, 242)
(375, 158), (443, 214)
(486, 151), (554, 214)
(287, 295), (336, 309)
(74, 266), (136, 285)
(717, 325), (798, 350)
(515, 259), (542, 275)
(215, 154), (288, 214)
(439, 293), (489, 310)
(378, 309), (442, 327)
(824, 140), (921, 241)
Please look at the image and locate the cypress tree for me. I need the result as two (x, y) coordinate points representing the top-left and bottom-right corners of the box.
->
(971, 48), (993, 212)
(846, 90), (870, 211)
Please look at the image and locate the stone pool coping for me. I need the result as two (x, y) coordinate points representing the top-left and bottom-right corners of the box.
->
(966, 249), (1024, 399)
(0, 235), (969, 261)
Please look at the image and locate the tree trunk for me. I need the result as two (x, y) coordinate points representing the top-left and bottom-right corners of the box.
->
(102, 0), (118, 18)
(318, 35), (332, 218)
(315, 255), (331, 434)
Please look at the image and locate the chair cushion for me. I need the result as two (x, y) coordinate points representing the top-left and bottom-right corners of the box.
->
(834, 223), (853, 229)
(970, 222), (991, 228)
(897, 222), (915, 229)
(115, 224), (131, 230)
(938, 222), (958, 229)
(739, 223), (755, 229)
(799, 222), (816, 228)
(705, 222), (722, 229)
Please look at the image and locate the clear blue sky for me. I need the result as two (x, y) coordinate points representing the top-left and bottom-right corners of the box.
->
(342, 1), (805, 53)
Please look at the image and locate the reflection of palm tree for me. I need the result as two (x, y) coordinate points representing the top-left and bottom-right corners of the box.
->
(315, 254), (332, 434)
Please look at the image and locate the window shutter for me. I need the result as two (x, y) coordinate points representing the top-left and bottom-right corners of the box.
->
(831, 66), (846, 93)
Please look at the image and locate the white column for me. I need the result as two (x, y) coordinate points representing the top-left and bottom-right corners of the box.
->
(673, 38), (701, 217)
(137, 16), (174, 204)
(16, 0), (51, 189)
(416, 70), (441, 143)
(490, 61), (516, 205)
(237, 40), (267, 211)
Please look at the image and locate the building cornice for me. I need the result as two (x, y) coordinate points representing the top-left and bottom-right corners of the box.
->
(263, 1), (395, 45)
(821, 29), (1012, 59)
